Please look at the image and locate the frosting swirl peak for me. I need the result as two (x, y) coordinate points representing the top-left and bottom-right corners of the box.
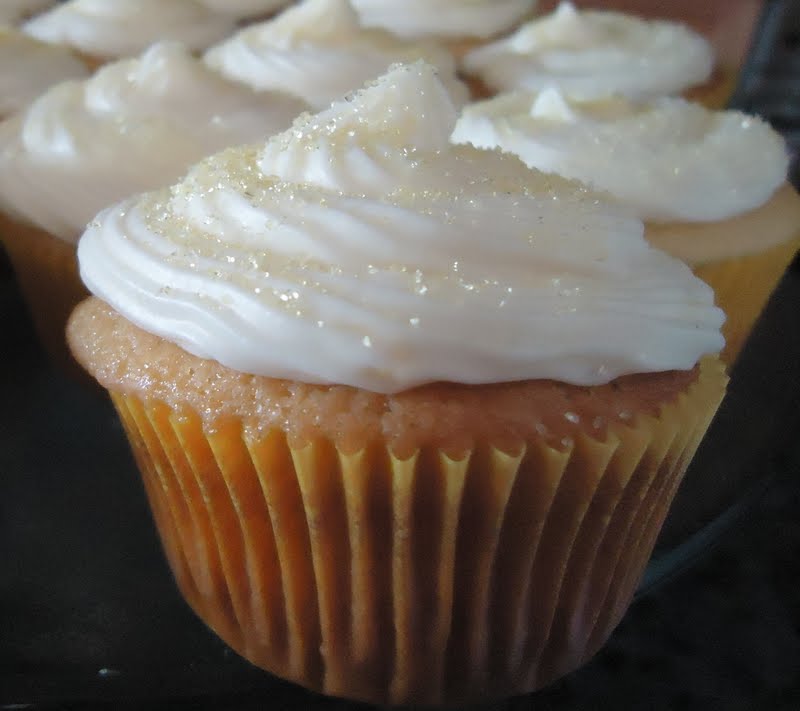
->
(452, 89), (789, 222)
(461, 1), (714, 99)
(204, 0), (468, 109)
(78, 62), (724, 393)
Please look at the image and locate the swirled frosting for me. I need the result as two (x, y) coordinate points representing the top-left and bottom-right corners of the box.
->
(23, 0), (237, 58)
(461, 2), (714, 99)
(0, 26), (88, 118)
(198, 0), (291, 18)
(77, 62), (724, 393)
(0, 42), (307, 241)
(204, 0), (468, 109)
(452, 89), (789, 222)
(0, 0), (54, 24)
(351, 0), (536, 39)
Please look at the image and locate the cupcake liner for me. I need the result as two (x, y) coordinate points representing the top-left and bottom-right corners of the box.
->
(0, 213), (88, 378)
(694, 236), (800, 366)
(108, 357), (726, 706)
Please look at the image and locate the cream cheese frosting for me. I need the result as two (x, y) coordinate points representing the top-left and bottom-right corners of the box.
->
(203, 0), (469, 109)
(23, 0), (238, 58)
(461, 1), (714, 99)
(0, 42), (307, 241)
(0, 0), (54, 24)
(0, 26), (88, 118)
(451, 89), (789, 222)
(351, 0), (536, 39)
(77, 62), (724, 393)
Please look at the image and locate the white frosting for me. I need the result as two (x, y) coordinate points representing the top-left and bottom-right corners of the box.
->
(22, 0), (237, 58)
(351, 0), (536, 39)
(198, 0), (290, 18)
(452, 89), (789, 222)
(0, 0), (54, 24)
(461, 2), (714, 99)
(0, 26), (88, 118)
(0, 42), (307, 241)
(204, 0), (468, 109)
(77, 63), (724, 393)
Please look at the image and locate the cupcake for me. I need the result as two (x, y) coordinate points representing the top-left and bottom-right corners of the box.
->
(0, 42), (307, 374)
(203, 0), (468, 110)
(0, 0), (55, 25)
(451, 89), (799, 366)
(460, 2), (715, 103)
(0, 26), (88, 121)
(350, 0), (537, 57)
(68, 63), (726, 705)
(22, 0), (239, 69)
(535, 0), (764, 109)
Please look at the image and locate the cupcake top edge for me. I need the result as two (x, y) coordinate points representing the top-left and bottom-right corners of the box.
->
(75, 62), (725, 394)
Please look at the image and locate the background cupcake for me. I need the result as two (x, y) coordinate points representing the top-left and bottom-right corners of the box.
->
(23, 0), (240, 69)
(452, 89), (799, 365)
(68, 63), (726, 706)
(0, 42), (307, 375)
(460, 2), (715, 103)
(204, 0), (468, 110)
(537, 0), (764, 109)
(350, 0), (537, 57)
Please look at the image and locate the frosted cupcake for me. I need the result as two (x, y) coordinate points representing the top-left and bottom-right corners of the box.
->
(351, 0), (537, 56)
(461, 2), (715, 102)
(452, 89), (799, 365)
(23, 0), (239, 69)
(0, 42), (307, 373)
(534, 0), (762, 109)
(68, 63), (726, 705)
(204, 0), (468, 110)
(0, 26), (88, 120)
(0, 0), (54, 25)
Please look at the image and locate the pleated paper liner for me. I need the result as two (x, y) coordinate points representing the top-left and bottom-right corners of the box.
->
(693, 237), (800, 366)
(107, 357), (726, 706)
(0, 213), (90, 381)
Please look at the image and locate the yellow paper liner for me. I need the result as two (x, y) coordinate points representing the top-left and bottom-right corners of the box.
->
(109, 358), (726, 706)
(0, 214), (90, 380)
(693, 237), (800, 366)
